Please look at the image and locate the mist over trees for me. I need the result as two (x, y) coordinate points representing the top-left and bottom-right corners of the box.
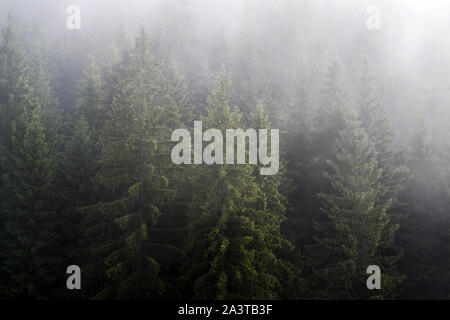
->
(0, 0), (449, 299)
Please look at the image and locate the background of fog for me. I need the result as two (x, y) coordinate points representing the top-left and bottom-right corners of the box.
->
(1, 0), (450, 147)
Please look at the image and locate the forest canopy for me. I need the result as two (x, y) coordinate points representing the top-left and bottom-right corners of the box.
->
(0, 0), (449, 300)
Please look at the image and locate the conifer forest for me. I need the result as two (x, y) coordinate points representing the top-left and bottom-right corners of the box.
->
(1, 0), (450, 300)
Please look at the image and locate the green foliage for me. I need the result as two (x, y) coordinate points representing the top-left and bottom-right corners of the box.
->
(397, 115), (450, 298)
(304, 103), (404, 299)
(1, 9), (449, 300)
(357, 57), (410, 204)
(0, 14), (62, 299)
(182, 70), (301, 300)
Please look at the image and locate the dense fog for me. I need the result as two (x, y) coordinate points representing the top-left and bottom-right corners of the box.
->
(2, 0), (450, 138)
(0, 0), (449, 300)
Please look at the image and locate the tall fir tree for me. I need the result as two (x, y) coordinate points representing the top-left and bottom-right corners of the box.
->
(75, 55), (106, 139)
(182, 70), (299, 299)
(54, 55), (108, 299)
(80, 29), (170, 299)
(397, 115), (450, 298)
(25, 28), (61, 151)
(281, 64), (317, 253)
(0, 13), (61, 299)
(146, 60), (193, 298)
(1, 104), (61, 299)
(357, 57), (409, 204)
(251, 100), (306, 299)
(304, 102), (403, 299)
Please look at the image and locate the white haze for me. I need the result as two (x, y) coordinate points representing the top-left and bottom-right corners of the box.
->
(1, 0), (450, 144)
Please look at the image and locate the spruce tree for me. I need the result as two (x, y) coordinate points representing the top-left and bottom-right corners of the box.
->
(183, 70), (298, 299)
(307, 59), (354, 228)
(251, 100), (306, 299)
(25, 30), (61, 150)
(314, 60), (351, 158)
(145, 61), (193, 298)
(281, 65), (317, 252)
(80, 29), (169, 299)
(357, 57), (409, 204)
(1, 104), (61, 299)
(75, 56), (106, 138)
(0, 13), (61, 299)
(51, 55), (109, 299)
(305, 103), (403, 299)
(397, 115), (450, 298)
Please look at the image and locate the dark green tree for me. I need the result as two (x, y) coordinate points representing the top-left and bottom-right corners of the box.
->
(281, 64), (317, 253)
(0, 14), (61, 299)
(305, 103), (403, 299)
(80, 29), (173, 299)
(1, 103), (61, 299)
(183, 70), (298, 299)
(357, 57), (409, 204)
(251, 100), (306, 299)
(397, 115), (450, 299)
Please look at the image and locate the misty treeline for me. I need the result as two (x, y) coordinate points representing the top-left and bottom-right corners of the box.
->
(0, 0), (450, 300)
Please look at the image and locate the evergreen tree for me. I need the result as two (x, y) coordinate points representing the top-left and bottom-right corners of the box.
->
(304, 103), (403, 299)
(281, 64), (317, 252)
(25, 29), (61, 150)
(357, 57), (409, 204)
(306, 59), (354, 223)
(75, 55), (106, 138)
(57, 115), (98, 299)
(1, 104), (61, 299)
(80, 29), (170, 299)
(52, 55), (108, 299)
(314, 60), (351, 159)
(397, 115), (450, 298)
(182, 70), (297, 299)
(0, 13), (30, 164)
(0, 13), (61, 299)
(146, 61), (193, 298)
(251, 100), (305, 299)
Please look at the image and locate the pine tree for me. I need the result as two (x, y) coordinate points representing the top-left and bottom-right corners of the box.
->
(75, 55), (106, 138)
(0, 13), (61, 299)
(357, 57), (409, 204)
(397, 115), (450, 298)
(314, 60), (353, 159)
(0, 15), (28, 291)
(305, 103), (403, 299)
(251, 100), (305, 299)
(60, 55), (105, 211)
(0, 13), (31, 162)
(50, 55), (109, 299)
(80, 29), (170, 299)
(145, 61), (193, 298)
(57, 115), (99, 299)
(281, 64), (317, 252)
(182, 70), (297, 299)
(25, 29), (61, 150)
(2, 105), (61, 299)
(310, 59), (354, 206)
